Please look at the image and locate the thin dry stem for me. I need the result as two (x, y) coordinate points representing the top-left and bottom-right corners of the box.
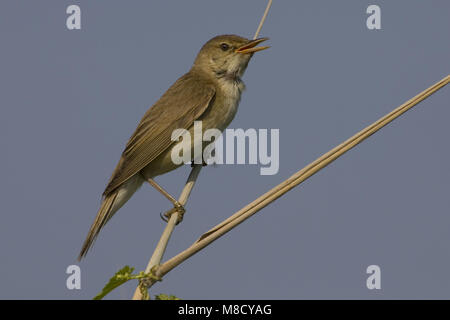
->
(138, 75), (450, 291)
(132, 165), (202, 300)
(254, 0), (273, 39)
(131, 0), (274, 300)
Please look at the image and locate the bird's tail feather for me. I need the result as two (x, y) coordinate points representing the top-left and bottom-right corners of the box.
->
(78, 192), (118, 260)
(78, 175), (143, 260)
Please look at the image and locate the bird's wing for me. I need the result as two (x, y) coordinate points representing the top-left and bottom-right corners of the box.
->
(103, 73), (216, 195)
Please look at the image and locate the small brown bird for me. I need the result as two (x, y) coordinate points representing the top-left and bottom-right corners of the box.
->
(78, 34), (269, 260)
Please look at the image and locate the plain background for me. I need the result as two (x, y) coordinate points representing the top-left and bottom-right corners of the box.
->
(0, 1), (449, 299)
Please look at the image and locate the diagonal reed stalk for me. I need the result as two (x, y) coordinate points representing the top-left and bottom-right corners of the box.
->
(132, 164), (202, 299)
(135, 74), (450, 293)
(132, 0), (274, 300)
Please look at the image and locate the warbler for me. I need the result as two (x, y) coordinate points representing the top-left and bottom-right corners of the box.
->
(79, 34), (269, 260)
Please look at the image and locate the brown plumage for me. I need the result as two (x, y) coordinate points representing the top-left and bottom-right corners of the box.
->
(78, 35), (269, 260)
(104, 75), (216, 195)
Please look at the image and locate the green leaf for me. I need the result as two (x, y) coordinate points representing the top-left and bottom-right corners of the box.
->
(93, 265), (135, 300)
(155, 294), (181, 300)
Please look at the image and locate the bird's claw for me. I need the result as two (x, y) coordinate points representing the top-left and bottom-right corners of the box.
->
(162, 201), (185, 225)
(159, 211), (168, 223)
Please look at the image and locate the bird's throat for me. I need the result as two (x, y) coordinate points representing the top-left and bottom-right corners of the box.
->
(215, 69), (243, 86)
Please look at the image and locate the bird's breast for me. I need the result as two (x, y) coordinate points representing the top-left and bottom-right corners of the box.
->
(205, 79), (245, 131)
(141, 79), (245, 179)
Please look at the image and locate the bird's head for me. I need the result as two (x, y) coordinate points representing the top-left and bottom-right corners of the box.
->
(192, 34), (269, 81)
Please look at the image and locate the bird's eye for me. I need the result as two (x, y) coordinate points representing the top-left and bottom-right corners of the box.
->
(220, 43), (230, 51)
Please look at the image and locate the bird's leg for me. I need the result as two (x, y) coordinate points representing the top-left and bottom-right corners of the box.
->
(147, 178), (185, 224)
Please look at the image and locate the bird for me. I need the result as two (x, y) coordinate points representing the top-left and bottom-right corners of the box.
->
(78, 34), (269, 260)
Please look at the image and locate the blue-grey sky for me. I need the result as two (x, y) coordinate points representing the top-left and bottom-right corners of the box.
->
(1, 1), (449, 299)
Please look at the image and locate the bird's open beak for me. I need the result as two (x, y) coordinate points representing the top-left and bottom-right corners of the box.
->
(236, 37), (270, 54)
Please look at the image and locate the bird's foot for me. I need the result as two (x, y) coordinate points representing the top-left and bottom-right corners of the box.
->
(162, 201), (185, 225)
